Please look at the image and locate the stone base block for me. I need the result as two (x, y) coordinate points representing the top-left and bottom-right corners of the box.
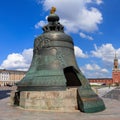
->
(18, 88), (78, 112)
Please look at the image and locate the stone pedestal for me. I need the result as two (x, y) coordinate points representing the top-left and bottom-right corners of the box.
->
(11, 88), (78, 112)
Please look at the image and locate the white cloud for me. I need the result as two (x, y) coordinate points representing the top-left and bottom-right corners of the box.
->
(80, 63), (109, 78)
(80, 32), (93, 40)
(22, 49), (33, 64)
(95, 0), (103, 5)
(101, 68), (108, 73)
(86, 0), (103, 5)
(85, 64), (94, 70)
(91, 43), (117, 63)
(35, 20), (47, 29)
(0, 49), (33, 71)
(85, 63), (100, 70)
(74, 46), (88, 58)
(36, 0), (103, 33)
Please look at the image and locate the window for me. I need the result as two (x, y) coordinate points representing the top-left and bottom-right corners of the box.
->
(0, 72), (9, 81)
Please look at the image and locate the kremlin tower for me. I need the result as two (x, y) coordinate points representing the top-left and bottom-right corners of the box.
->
(112, 53), (120, 84)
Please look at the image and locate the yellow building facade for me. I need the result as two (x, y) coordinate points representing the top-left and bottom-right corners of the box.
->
(0, 69), (26, 86)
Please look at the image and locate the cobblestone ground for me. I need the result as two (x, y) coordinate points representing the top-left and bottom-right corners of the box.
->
(0, 86), (120, 120)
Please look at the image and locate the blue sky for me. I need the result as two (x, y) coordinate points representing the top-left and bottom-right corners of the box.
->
(0, 0), (120, 78)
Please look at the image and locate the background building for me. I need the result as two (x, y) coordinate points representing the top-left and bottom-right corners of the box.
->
(88, 78), (112, 85)
(0, 69), (26, 86)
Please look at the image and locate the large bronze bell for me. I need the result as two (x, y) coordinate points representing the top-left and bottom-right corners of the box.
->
(16, 7), (105, 113)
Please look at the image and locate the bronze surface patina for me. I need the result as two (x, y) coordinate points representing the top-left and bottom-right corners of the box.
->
(16, 7), (105, 113)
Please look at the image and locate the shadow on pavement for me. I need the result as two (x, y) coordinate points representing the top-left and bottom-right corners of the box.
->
(0, 90), (11, 100)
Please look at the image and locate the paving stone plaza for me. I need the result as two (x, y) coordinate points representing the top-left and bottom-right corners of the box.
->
(0, 86), (120, 120)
